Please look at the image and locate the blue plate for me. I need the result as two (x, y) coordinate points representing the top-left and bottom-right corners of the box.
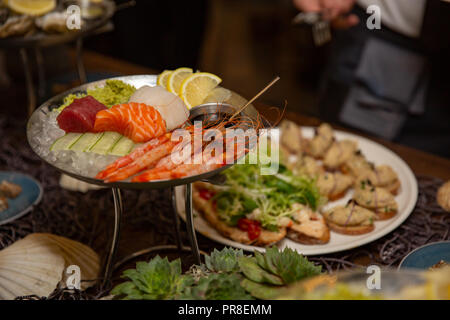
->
(0, 171), (43, 226)
(399, 241), (450, 270)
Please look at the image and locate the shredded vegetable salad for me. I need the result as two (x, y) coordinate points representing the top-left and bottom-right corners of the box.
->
(213, 161), (324, 231)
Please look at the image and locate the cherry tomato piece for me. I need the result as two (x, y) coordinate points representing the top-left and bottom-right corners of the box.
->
(199, 189), (215, 201)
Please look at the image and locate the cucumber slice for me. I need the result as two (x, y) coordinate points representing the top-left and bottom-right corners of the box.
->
(90, 132), (122, 154)
(70, 133), (104, 152)
(50, 133), (83, 151)
(109, 136), (135, 156)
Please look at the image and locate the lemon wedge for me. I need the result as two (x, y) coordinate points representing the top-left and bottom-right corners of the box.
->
(180, 72), (222, 109)
(157, 70), (172, 89)
(8, 0), (56, 15)
(167, 67), (193, 95)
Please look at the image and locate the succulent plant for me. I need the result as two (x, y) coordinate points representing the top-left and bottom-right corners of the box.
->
(238, 247), (322, 299)
(260, 247), (322, 285)
(111, 247), (321, 300)
(111, 256), (193, 300)
(181, 273), (253, 300)
(204, 247), (244, 273)
(238, 256), (283, 285)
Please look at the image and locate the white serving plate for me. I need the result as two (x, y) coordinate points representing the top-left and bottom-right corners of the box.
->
(175, 127), (418, 255)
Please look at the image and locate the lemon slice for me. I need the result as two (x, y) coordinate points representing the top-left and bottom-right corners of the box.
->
(202, 87), (232, 104)
(180, 72), (222, 109)
(8, 0), (56, 15)
(167, 67), (193, 95)
(157, 70), (172, 89)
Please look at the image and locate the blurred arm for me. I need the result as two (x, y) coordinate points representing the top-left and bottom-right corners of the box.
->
(293, 0), (359, 29)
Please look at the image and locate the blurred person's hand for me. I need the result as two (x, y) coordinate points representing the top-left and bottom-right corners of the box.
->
(293, 0), (359, 29)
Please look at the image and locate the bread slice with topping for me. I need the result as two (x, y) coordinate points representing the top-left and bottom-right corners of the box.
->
(287, 204), (330, 244)
(353, 183), (398, 220)
(323, 201), (376, 235)
(192, 183), (286, 246)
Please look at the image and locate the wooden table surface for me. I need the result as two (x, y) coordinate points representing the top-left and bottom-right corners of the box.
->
(75, 50), (450, 180)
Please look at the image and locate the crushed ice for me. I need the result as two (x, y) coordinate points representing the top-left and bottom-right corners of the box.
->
(29, 111), (120, 178)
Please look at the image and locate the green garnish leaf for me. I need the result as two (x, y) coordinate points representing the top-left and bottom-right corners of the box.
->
(88, 79), (136, 108)
(57, 80), (136, 112)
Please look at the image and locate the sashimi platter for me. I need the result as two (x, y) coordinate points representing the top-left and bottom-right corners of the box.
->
(27, 72), (261, 189)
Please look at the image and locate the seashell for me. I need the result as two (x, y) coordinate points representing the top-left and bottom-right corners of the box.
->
(59, 174), (103, 193)
(42, 234), (100, 289)
(0, 8), (9, 25)
(0, 15), (34, 38)
(35, 11), (68, 33)
(0, 235), (65, 300)
(35, 11), (85, 33)
(0, 233), (100, 299)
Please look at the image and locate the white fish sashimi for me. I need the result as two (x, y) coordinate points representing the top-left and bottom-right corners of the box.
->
(129, 85), (189, 131)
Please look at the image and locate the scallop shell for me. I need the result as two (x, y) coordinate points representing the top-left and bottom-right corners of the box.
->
(0, 233), (100, 300)
(42, 234), (100, 289)
(0, 235), (65, 299)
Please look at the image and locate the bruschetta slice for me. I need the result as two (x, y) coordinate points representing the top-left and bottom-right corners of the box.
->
(305, 123), (334, 159)
(323, 140), (358, 170)
(353, 182), (398, 220)
(340, 150), (374, 177)
(317, 172), (353, 201)
(323, 201), (376, 235)
(284, 154), (324, 179)
(355, 165), (401, 195)
(287, 204), (330, 244)
(279, 120), (305, 154)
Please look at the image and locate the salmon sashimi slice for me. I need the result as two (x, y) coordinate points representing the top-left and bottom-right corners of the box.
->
(93, 102), (167, 143)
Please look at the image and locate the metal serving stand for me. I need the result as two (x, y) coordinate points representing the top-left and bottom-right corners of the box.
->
(27, 75), (260, 285)
(0, 0), (116, 117)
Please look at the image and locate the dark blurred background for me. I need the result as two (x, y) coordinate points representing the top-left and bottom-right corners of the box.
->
(1, 0), (449, 157)
(1, 0), (325, 117)
(84, 0), (325, 115)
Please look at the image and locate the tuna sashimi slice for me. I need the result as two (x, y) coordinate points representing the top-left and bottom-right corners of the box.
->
(57, 96), (107, 133)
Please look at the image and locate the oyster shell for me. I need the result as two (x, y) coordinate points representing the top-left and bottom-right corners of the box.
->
(0, 15), (34, 38)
